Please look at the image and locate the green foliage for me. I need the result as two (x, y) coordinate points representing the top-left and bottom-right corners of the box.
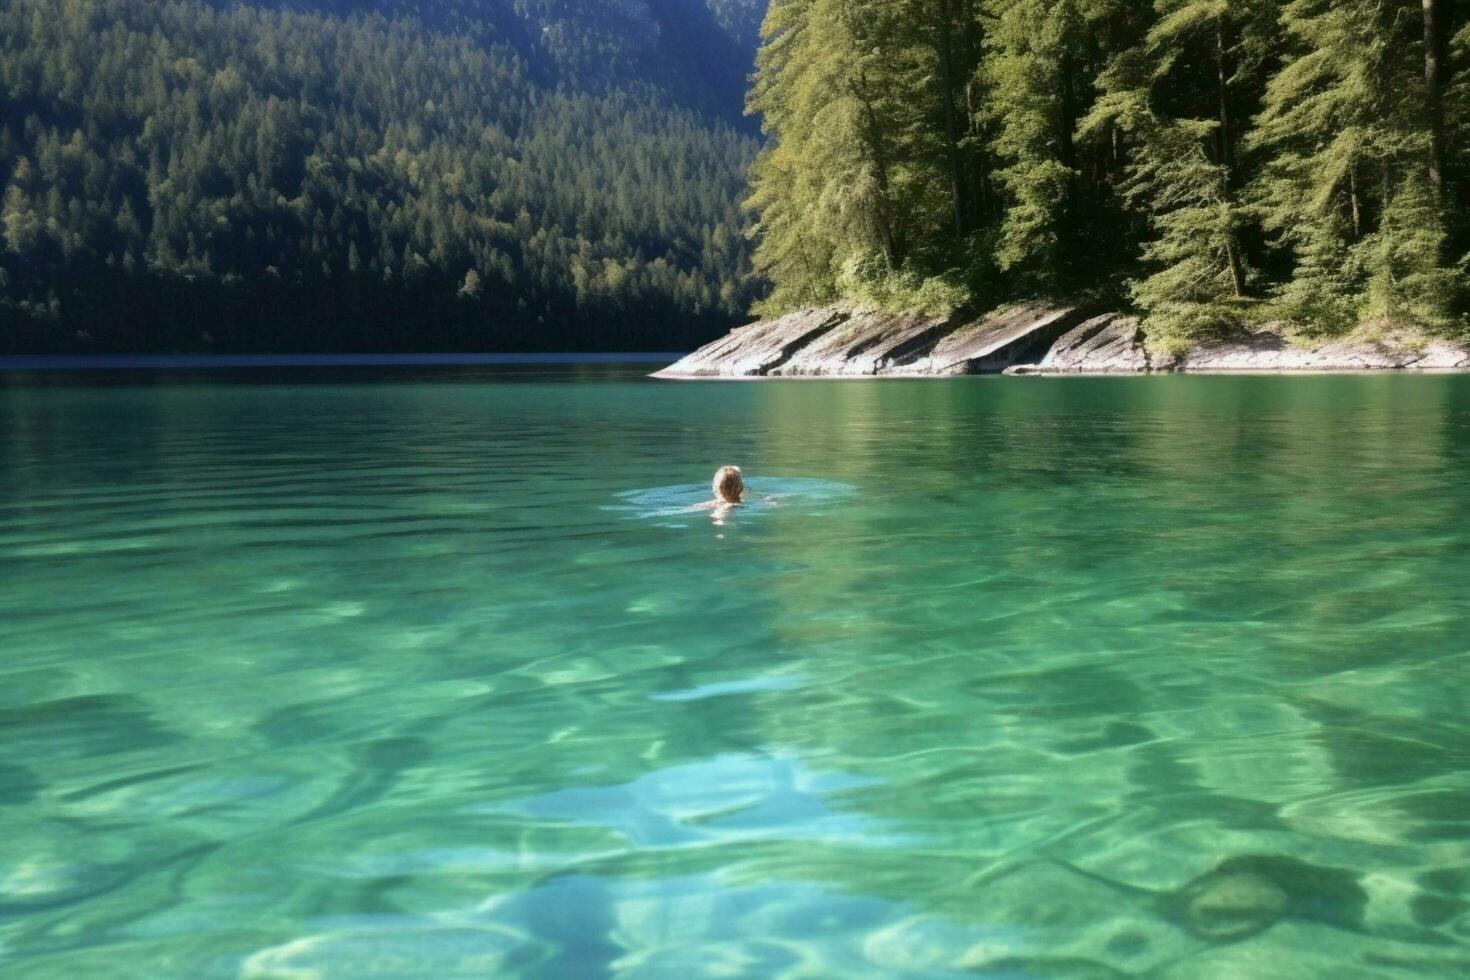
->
(1363, 175), (1460, 328)
(746, 0), (980, 315)
(980, 0), (1085, 289)
(1110, 110), (1247, 339)
(750, 0), (1468, 343)
(1250, 0), (1462, 333)
(1076, 0), (1281, 342)
(833, 255), (971, 316)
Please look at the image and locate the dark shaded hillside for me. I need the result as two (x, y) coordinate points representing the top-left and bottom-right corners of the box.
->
(237, 0), (765, 125)
(0, 0), (765, 353)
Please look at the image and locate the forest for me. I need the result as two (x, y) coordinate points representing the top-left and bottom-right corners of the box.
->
(0, 0), (762, 352)
(749, 0), (1470, 346)
(3, 1), (1468, 353)
(239, 0), (766, 122)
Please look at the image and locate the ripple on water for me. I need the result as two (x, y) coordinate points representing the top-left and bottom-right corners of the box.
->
(0, 694), (180, 761)
(604, 477), (856, 525)
(479, 754), (899, 851)
(241, 919), (546, 978)
(649, 675), (805, 702)
(0, 814), (213, 915)
(0, 763), (42, 806)
(473, 874), (1013, 978)
(6, 373), (1470, 976)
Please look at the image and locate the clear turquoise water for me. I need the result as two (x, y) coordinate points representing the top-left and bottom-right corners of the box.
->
(2, 366), (1469, 978)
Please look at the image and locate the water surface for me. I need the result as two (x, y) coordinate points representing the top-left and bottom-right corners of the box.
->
(2, 367), (1468, 977)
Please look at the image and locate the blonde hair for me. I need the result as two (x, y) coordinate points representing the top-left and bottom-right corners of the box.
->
(712, 465), (744, 503)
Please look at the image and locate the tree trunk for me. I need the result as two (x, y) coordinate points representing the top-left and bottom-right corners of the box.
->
(935, 0), (968, 240)
(958, 0), (983, 233)
(1423, 0), (1446, 205)
(854, 73), (899, 266)
(1349, 165), (1362, 238)
(1059, 47), (1077, 170)
(1215, 21), (1247, 298)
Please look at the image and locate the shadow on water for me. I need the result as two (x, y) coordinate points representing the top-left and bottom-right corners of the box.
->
(961, 852), (1369, 970)
(0, 695), (180, 760)
(0, 763), (41, 806)
(1163, 855), (1368, 941)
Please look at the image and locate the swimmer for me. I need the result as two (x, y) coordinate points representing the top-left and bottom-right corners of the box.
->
(711, 465), (745, 505)
(694, 466), (776, 522)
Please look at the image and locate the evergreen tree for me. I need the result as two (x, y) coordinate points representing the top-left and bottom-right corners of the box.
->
(746, 0), (1467, 336)
(748, 0), (905, 309)
(981, 0), (1138, 291)
(1080, 0), (1280, 341)
(747, 0), (982, 315)
(2, 160), (43, 256)
(983, 0), (1089, 290)
(1250, 0), (1461, 330)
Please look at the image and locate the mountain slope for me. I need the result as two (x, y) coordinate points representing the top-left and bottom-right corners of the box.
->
(0, 0), (767, 353)
(236, 0), (764, 124)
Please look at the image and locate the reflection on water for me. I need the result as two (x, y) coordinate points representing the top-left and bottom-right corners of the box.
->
(2, 370), (1470, 976)
(650, 675), (805, 702)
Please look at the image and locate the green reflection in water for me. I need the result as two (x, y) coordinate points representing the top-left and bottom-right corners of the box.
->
(1, 369), (1468, 977)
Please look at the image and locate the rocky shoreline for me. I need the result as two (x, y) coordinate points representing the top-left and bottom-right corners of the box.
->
(652, 305), (1470, 378)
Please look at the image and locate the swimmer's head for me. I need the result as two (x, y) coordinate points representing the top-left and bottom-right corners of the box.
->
(712, 465), (744, 504)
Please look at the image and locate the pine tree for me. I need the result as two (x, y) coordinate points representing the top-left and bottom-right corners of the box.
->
(1080, 0), (1280, 341)
(746, 0), (975, 314)
(2, 162), (43, 255)
(981, 0), (1083, 290)
(1250, 0), (1460, 330)
(458, 268), (483, 300)
(746, 0), (901, 310)
(1442, 12), (1467, 266)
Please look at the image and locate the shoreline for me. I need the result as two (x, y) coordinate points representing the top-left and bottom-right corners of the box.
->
(0, 352), (682, 372)
(652, 306), (1470, 379)
(655, 367), (1470, 379)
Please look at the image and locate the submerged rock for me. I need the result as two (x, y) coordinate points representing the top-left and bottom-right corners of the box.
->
(1179, 871), (1289, 942)
(1169, 855), (1368, 943)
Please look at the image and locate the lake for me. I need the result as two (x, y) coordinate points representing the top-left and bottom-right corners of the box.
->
(2, 364), (1468, 977)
